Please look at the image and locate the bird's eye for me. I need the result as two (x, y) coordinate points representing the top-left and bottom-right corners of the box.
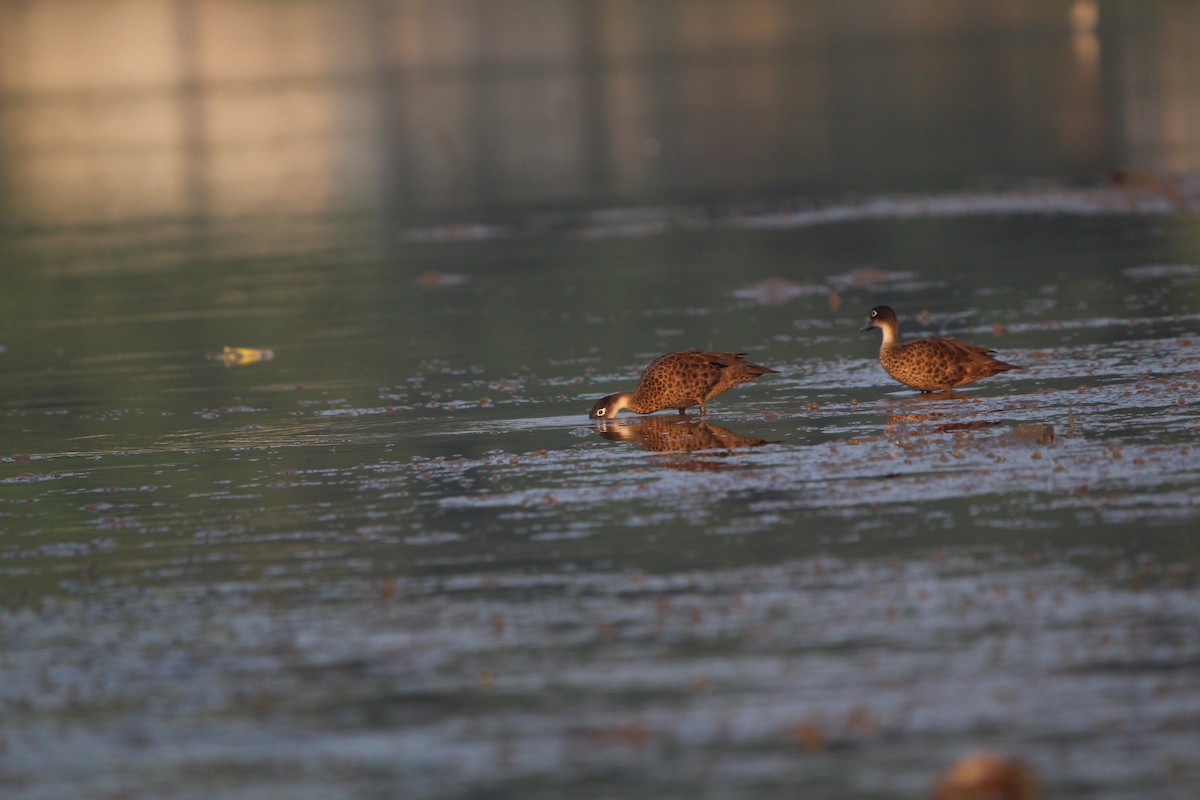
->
(596, 408), (606, 417)
(871, 310), (878, 317)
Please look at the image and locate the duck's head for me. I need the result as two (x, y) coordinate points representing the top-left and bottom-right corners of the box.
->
(588, 392), (633, 419)
(860, 305), (898, 333)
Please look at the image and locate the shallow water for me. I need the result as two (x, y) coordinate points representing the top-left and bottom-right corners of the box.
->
(4, 3), (1200, 799)
(3, 204), (1198, 800)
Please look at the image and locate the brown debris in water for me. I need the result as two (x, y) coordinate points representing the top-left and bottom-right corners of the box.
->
(832, 266), (916, 288)
(933, 421), (998, 434)
(731, 278), (820, 305)
(1109, 167), (1190, 211)
(933, 752), (1040, 800)
(417, 271), (469, 290)
(584, 722), (657, 748)
(786, 719), (826, 752)
(1011, 424), (1055, 445)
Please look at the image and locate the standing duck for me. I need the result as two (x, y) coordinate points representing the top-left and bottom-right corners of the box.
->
(860, 306), (1019, 393)
(588, 350), (778, 418)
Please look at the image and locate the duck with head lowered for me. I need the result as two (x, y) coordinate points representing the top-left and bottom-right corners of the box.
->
(860, 305), (1020, 393)
(589, 350), (778, 418)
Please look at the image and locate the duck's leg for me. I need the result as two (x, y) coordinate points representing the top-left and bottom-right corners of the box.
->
(697, 399), (708, 416)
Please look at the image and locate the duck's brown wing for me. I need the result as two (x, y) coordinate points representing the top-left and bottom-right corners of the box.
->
(932, 337), (998, 360)
(633, 351), (725, 410)
(693, 350), (744, 364)
(695, 350), (780, 376)
(935, 338), (1020, 372)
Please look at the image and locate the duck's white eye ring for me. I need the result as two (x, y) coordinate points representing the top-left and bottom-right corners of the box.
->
(596, 408), (606, 416)
(871, 309), (878, 317)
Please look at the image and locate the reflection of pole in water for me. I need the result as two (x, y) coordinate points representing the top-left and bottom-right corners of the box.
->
(366, 0), (418, 219)
(575, 0), (614, 199)
(1069, 0), (1100, 75)
(172, 0), (209, 220)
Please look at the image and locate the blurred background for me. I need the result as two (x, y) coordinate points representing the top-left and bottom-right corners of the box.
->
(1, 0), (1196, 228)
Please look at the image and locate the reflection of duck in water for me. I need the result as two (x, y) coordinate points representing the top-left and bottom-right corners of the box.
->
(588, 350), (778, 418)
(595, 416), (772, 453)
(860, 306), (1019, 393)
(884, 411), (999, 435)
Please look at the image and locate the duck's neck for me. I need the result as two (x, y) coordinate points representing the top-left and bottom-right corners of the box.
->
(878, 321), (899, 347)
(610, 391), (637, 415)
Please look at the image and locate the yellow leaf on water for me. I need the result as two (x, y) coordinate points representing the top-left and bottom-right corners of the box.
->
(212, 346), (275, 367)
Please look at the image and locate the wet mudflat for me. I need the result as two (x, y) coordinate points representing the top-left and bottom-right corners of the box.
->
(2, 198), (1199, 799)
